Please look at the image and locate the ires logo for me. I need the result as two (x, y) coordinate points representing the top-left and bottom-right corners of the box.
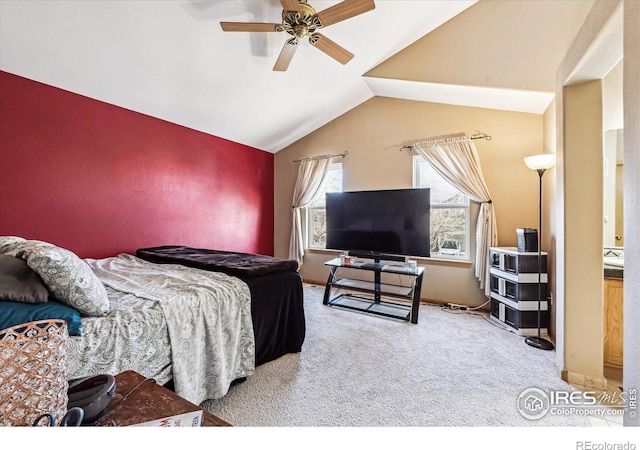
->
(550, 390), (599, 405)
(517, 388), (551, 420)
(517, 387), (630, 421)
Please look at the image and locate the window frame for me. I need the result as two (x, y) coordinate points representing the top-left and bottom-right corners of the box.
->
(306, 162), (343, 250)
(413, 155), (471, 261)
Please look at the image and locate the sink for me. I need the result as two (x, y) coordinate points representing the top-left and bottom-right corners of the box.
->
(604, 256), (624, 267)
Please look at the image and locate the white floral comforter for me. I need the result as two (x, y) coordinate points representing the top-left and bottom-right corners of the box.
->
(67, 287), (173, 386)
(75, 254), (255, 404)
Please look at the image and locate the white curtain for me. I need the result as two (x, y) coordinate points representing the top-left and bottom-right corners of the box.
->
(413, 137), (498, 297)
(288, 158), (332, 263)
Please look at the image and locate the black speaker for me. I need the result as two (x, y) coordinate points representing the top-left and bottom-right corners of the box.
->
(516, 228), (538, 252)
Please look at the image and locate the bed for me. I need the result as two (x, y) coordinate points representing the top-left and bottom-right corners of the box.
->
(134, 245), (305, 368)
(0, 237), (305, 405)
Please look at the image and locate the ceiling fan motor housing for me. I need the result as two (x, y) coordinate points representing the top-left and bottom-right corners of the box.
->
(281, 2), (322, 38)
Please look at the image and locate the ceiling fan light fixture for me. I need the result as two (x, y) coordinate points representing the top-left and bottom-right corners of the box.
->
(293, 24), (309, 38)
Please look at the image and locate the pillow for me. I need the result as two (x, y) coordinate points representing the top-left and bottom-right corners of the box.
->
(0, 299), (82, 336)
(0, 255), (49, 303)
(4, 240), (109, 317)
(0, 236), (26, 255)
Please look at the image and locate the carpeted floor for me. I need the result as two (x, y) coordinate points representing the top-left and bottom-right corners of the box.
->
(201, 283), (590, 427)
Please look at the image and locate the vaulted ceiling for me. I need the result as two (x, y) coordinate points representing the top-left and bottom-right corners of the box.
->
(0, 1), (594, 153)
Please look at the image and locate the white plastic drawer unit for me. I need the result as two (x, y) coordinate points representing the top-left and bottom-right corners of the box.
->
(489, 247), (547, 275)
(490, 250), (505, 271)
(489, 266), (547, 284)
(489, 274), (547, 302)
(490, 299), (549, 330)
(489, 246), (549, 336)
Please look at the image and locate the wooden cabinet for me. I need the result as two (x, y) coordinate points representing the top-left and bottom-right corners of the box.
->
(94, 370), (231, 426)
(603, 278), (623, 368)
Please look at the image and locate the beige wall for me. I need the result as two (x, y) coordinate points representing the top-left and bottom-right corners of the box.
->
(365, 0), (594, 92)
(563, 79), (604, 379)
(603, 60), (624, 132)
(275, 97), (543, 308)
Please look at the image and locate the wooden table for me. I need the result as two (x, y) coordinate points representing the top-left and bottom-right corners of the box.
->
(93, 370), (231, 427)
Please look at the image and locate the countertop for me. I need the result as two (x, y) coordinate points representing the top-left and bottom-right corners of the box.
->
(604, 265), (623, 280)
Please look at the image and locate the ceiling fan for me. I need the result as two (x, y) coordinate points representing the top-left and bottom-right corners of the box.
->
(220, 0), (376, 71)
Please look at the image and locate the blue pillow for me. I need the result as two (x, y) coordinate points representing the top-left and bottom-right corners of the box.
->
(0, 299), (82, 336)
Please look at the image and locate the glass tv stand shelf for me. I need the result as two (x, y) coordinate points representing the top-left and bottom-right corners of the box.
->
(323, 257), (425, 324)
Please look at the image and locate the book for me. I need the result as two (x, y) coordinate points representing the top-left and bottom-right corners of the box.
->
(128, 409), (203, 427)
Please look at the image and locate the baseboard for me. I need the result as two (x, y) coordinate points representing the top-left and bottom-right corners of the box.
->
(302, 278), (328, 287)
(302, 278), (489, 311)
(561, 370), (608, 390)
(603, 365), (623, 382)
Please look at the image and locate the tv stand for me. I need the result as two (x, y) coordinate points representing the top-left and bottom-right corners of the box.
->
(347, 250), (406, 263)
(358, 261), (386, 270)
(323, 256), (425, 324)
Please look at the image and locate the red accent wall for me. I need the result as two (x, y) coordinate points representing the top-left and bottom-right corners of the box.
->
(0, 71), (274, 258)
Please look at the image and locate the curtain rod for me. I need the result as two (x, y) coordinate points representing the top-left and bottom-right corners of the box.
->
(293, 151), (348, 163)
(399, 132), (491, 152)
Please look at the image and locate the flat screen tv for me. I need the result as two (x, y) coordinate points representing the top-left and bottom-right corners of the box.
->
(325, 188), (430, 259)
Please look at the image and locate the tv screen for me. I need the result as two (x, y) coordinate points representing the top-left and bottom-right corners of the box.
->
(325, 188), (430, 258)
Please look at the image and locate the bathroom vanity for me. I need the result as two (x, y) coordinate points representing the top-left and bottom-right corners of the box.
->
(603, 250), (623, 369)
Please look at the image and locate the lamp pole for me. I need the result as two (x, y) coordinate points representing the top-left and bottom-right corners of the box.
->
(524, 167), (554, 350)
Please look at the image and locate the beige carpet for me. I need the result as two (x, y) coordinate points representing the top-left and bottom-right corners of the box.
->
(201, 283), (590, 427)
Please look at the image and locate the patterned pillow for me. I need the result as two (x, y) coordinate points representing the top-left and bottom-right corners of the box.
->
(4, 240), (109, 317)
(0, 236), (26, 255)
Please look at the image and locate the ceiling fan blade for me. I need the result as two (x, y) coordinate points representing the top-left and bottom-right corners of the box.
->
(315, 0), (375, 28)
(273, 38), (299, 71)
(280, 0), (302, 12)
(309, 33), (354, 65)
(220, 22), (282, 32)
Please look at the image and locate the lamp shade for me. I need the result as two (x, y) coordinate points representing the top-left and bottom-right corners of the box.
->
(524, 154), (556, 171)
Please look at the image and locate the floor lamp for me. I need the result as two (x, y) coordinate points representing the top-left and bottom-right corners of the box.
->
(523, 154), (556, 351)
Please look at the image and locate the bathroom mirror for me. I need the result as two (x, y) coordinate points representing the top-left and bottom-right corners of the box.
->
(603, 59), (623, 248)
(603, 128), (623, 247)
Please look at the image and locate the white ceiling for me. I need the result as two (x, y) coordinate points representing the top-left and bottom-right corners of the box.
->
(0, 0), (562, 153)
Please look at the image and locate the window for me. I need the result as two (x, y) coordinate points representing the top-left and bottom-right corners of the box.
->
(413, 156), (470, 260)
(307, 163), (343, 249)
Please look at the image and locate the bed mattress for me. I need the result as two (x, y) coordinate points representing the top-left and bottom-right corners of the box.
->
(71, 254), (255, 404)
(136, 245), (306, 366)
(67, 287), (173, 386)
